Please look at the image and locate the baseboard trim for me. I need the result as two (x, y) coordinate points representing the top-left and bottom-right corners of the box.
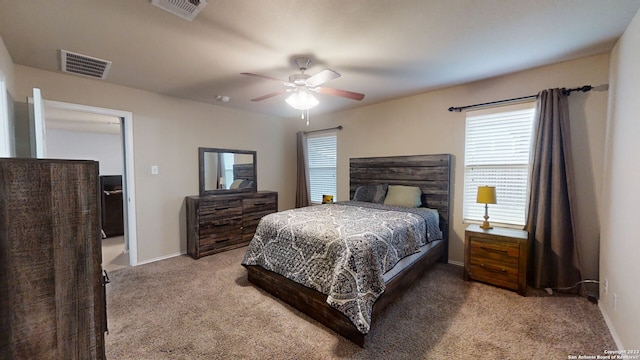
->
(598, 302), (624, 350)
(136, 252), (183, 266)
(448, 260), (464, 267)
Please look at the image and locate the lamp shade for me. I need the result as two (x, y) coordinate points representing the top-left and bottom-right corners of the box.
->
(285, 91), (319, 110)
(476, 186), (496, 204)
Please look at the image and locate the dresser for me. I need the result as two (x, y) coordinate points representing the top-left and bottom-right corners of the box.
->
(464, 224), (529, 296)
(186, 191), (278, 259)
(0, 158), (106, 359)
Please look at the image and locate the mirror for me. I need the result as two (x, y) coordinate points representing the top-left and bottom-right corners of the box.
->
(199, 147), (257, 195)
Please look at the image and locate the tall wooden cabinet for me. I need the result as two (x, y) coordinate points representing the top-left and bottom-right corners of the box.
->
(0, 158), (106, 360)
(186, 191), (278, 259)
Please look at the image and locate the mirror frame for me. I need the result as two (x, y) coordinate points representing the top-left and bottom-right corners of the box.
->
(198, 147), (257, 196)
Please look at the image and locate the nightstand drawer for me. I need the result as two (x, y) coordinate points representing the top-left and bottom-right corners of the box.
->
(468, 263), (518, 287)
(469, 237), (519, 266)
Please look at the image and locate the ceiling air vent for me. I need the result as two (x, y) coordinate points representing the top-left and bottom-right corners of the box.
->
(60, 50), (112, 79)
(151, 0), (207, 21)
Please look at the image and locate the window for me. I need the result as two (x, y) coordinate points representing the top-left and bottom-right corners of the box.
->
(306, 131), (337, 203)
(222, 152), (235, 188)
(463, 102), (536, 226)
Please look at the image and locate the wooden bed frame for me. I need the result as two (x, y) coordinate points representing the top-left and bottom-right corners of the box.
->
(245, 154), (451, 346)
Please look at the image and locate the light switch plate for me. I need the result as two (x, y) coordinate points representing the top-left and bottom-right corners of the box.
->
(151, 165), (159, 175)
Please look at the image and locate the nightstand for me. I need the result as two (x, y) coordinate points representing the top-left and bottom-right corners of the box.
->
(464, 224), (529, 296)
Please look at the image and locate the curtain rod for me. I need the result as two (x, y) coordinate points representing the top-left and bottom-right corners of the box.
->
(447, 84), (607, 112)
(303, 125), (343, 135)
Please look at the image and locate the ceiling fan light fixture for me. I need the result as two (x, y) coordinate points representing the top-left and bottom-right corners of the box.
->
(285, 91), (319, 110)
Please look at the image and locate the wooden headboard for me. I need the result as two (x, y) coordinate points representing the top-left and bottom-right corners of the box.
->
(233, 163), (255, 182)
(349, 154), (451, 252)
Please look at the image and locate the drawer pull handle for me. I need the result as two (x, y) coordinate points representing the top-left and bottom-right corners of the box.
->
(215, 206), (230, 211)
(479, 245), (508, 253)
(218, 238), (230, 243)
(253, 202), (266, 206)
(480, 264), (507, 273)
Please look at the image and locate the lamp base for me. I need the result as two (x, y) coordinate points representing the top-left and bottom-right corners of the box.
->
(480, 203), (493, 229)
(480, 221), (493, 230)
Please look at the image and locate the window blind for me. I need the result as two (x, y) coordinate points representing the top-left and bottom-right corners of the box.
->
(307, 132), (337, 203)
(463, 103), (535, 226)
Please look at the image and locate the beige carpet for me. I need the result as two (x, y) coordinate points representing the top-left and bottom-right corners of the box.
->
(105, 246), (615, 359)
(102, 236), (130, 273)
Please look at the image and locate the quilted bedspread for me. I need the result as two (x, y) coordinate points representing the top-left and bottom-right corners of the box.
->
(241, 201), (441, 334)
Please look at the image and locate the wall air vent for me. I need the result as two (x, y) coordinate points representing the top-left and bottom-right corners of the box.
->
(60, 50), (112, 79)
(151, 0), (207, 21)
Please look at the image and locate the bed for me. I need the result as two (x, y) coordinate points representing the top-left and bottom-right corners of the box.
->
(242, 154), (450, 346)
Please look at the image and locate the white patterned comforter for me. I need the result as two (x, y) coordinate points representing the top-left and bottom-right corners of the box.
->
(241, 201), (441, 334)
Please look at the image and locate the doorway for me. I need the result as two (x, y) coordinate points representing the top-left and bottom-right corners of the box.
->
(44, 100), (138, 268)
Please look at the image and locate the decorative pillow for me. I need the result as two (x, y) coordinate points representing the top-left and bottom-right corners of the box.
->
(229, 179), (245, 189)
(352, 184), (388, 203)
(383, 185), (422, 208)
(239, 180), (254, 189)
(230, 179), (253, 189)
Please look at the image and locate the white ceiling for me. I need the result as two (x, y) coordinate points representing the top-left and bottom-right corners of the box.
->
(1, 1), (639, 119)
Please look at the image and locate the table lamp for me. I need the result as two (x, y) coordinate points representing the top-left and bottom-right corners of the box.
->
(476, 186), (497, 229)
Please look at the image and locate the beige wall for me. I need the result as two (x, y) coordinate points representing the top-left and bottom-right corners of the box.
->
(14, 65), (299, 263)
(600, 9), (640, 349)
(311, 54), (610, 291)
(12, 52), (612, 293)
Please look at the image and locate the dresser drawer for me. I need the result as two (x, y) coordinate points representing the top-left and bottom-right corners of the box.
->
(199, 216), (242, 237)
(199, 232), (244, 250)
(199, 199), (242, 218)
(243, 195), (276, 214)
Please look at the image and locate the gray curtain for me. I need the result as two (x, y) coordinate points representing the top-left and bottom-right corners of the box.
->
(295, 131), (311, 207)
(525, 88), (582, 293)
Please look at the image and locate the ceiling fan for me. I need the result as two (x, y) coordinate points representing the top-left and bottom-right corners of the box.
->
(241, 57), (365, 110)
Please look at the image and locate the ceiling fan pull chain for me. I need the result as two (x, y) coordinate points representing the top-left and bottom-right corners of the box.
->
(306, 109), (310, 126)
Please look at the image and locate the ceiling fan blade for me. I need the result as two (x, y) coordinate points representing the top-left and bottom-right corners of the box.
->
(241, 72), (288, 84)
(316, 87), (365, 101)
(305, 69), (340, 87)
(250, 90), (288, 101)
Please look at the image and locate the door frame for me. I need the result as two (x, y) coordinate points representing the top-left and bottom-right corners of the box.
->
(0, 75), (13, 157)
(45, 100), (139, 266)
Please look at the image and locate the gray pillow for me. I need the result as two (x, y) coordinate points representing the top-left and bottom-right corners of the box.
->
(353, 184), (388, 203)
(239, 180), (254, 189)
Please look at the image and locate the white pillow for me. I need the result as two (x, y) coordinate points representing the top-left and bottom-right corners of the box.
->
(383, 185), (422, 208)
